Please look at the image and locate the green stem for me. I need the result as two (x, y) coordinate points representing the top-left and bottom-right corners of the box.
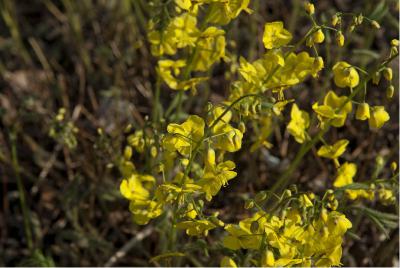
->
(10, 131), (34, 252)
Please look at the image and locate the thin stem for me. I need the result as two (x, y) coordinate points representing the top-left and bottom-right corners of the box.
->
(10, 131), (34, 252)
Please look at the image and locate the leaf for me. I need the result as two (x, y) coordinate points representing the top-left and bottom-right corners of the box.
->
(360, 206), (399, 221)
(336, 183), (370, 191)
(346, 230), (361, 240)
(367, 213), (389, 239)
(149, 252), (186, 263)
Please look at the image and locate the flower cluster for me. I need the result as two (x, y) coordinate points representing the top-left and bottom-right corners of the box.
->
(222, 191), (352, 267)
(118, 1), (398, 267)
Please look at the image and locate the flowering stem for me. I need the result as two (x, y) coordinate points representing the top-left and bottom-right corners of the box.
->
(270, 51), (399, 195)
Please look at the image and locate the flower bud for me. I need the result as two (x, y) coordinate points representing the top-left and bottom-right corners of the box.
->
(238, 122), (246, 133)
(336, 31), (345, 46)
(320, 208), (328, 223)
(390, 47), (398, 56)
(383, 67), (393, 81)
(244, 199), (254, 209)
(150, 146), (157, 157)
(391, 161), (398, 172)
(255, 191), (268, 203)
(313, 29), (325, 44)
(283, 189), (292, 198)
(371, 20), (380, 29)
(331, 14), (339, 26)
(305, 2), (315, 15)
(124, 145), (133, 160)
(372, 71), (381, 85)
(357, 14), (364, 24)
(356, 103), (370, 120)
(386, 85), (394, 99)
(313, 56), (324, 70)
(206, 148), (216, 166)
(181, 158), (189, 166)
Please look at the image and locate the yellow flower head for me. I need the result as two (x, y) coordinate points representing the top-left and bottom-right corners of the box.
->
(369, 106), (390, 129)
(120, 174), (155, 201)
(333, 162), (357, 188)
(317, 139), (349, 166)
(332, 61), (360, 88)
(208, 106), (243, 152)
(176, 219), (217, 236)
(287, 103), (310, 144)
(192, 27), (226, 71)
(312, 90), (352, 127)
(207, 0), (252, 25)
(129, 199), (163, 225)
(163, 115), (205, 155)
(263, 21), (292, 49)
(199, 160), (237, 201)
(157, 59), (207, 90)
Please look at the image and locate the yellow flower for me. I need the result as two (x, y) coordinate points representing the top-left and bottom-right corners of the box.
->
(263, 21), (292, 49)
(129, 199), (163, 225)
(355, 102), (370, 120)
(163, 115), (205, 156)
(336, 31), (345, 46)
(192, 27), (226, 71)
(347, 189), (375, 200)
(172, 13), (199, 48)
(304, 2), (315, 15)
(333, 162), (357, 188)
(155, 181), (202, 204)
(383, 67), (393, 81)
(299, 194), (314, 207)
(120, 174), (155, 201)
(369, 106), (390, 129)
(332, 61), (360, 88)
(157, 59), (207, 90)
(208, 106), (243, 152)
(378, 188), (395, 205)
(175, 0), (191, 10)
(220, 256), (237, 267)
(238, 57), (259, 84)
(207, 0), (252, 25)
(317, 139), (349, 166)
(312, 90), (352, 127)
(199, 160), (237, 201)
(176, 219), (218, 236)
(287, 104), (310, 144)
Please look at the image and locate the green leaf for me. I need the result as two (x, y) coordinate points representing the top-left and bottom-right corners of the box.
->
(336, 183), (370, 191)
(360, 206), (399, 221)
(149, 252), (186, 263)
(368, 214), (389, 239)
